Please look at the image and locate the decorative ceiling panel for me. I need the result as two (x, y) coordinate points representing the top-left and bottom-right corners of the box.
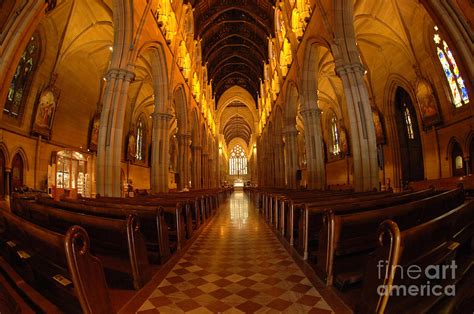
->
(188, 0), (275, 106)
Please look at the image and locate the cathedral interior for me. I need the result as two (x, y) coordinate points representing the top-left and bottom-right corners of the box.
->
(0, 0), (473, 313)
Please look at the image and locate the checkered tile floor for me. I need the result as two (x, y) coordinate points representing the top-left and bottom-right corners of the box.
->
(137, 191), (334, 313)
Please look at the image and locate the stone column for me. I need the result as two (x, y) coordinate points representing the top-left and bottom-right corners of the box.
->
(208, 156), (214, 188)
(464, 157), (471, 176)
(177, 134), (191, 189)
(201, 152), (209, 189)
(300, 107), (326, 189)
(284, 129), (298, 189)
(333, 0), (379, 192)
(273, 142), (283, 187)
(151, 112), (172, 193)
(335, 62), (378, 191)
(192, 146), (202, 189)
(96, 68), (135, 197)
(4, 168), (11, 205)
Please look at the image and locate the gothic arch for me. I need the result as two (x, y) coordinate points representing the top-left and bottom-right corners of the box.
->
(284, 81), (299, 130)
(172, 85), (188, 134)
(9, 147), (29, 171)
(300, 39), (330, 110)
(149, 44), (170, 113)
(447, 137), (465, 176)
(0, 143), (10, 167)
(446, 136), (464, 160)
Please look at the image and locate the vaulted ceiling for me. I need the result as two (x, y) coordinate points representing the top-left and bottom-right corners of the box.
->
(189, 0), (275, 106)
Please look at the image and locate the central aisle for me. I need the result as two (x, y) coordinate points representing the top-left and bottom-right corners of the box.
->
(137, 191), (334, 313)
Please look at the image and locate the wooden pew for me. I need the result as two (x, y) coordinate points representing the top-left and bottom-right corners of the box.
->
(290, 191), (396, 257)
(13, 200), (151, 290)
(0, 256), (62, 314)
(0, 209), (113, 313)
(317, 188), (465, 287)
(357, 199), (474, 313)
(55, 197), (186, 252)
(409, 175), (474, 195)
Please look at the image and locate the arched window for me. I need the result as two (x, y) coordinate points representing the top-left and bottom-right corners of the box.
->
(135, 116), (146, 161)
(0, 150), (5, 198)
(229, 145), (247, 175)
(433, 26), (469, 108)
(11, 153), (24, 192)
(329, 113), (341, 156)
(4, 34), (40, 119)
(451, 141), (464, 176)
(403, 104), (415, 140)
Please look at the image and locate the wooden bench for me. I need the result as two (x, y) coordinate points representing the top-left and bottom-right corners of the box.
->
(316, 188), (465, 287)
(289, 191), (395, 257)
(58, 196), (187, 252)
(0, 258), (62, 314)
(13, 200), (151, 290)
(357, 198), (474, 313)
(0, 209), (113, 313)
(409, 175), (474, 195)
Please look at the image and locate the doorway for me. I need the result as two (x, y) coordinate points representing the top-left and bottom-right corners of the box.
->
(11, 153), (24, 192)
(394, 87), (424, 186)
(0, 150), (5, 199)
(451, 141), (465, 176)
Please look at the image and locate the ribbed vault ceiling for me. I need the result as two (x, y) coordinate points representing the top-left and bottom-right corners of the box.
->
(189, 0), (275, 106)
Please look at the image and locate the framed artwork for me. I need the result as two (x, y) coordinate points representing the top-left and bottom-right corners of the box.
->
(372, 107), (385, 145)
(31, 84), (60, 139)
(89, 112), (101, 152)
(415, 78), (441, 129)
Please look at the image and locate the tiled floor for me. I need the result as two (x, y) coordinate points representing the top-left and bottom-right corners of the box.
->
(136, 191), (334, 313)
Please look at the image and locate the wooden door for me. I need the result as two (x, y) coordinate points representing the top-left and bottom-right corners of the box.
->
(11, 153), (24, 192)
(394, 87), (424, 186)
(0, 151), (5, 198)
(451, 141), (465, 177)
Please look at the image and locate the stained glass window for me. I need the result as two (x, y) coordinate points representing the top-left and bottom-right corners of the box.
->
(4, 34), (40, 118)
(329, 114), (341, 155)
(403, 104), (415, 140)
(229, 145), (247, 175)
(433, 26), (469, 108)
(136, 117), (146, 161)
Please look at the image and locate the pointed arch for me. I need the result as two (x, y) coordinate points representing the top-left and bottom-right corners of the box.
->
(149, 44), (170, 113)
(10, 147), (29, 171)
(0, 143), (10, 167)
(172, 84), (188, 134)
(284, 81), (299, 130)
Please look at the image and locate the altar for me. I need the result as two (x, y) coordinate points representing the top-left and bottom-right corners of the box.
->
(234, 178), (244, 190)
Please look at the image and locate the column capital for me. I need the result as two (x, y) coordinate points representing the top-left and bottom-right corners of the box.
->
(283, 129), (298, 137)
(335, 62), (365, 77)
(152, 112), (173, 122)
(106, 68), (135, 82)
(176, 133), (191, 140)
(4, 168), (11, 173)
(192, 145), (202, 150)
(201, 152), (209, 156)
(300, 107), (322, 118)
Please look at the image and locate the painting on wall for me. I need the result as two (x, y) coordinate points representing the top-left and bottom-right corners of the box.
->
(416, 78), (441, 129)
(372, 107), (385, 145)
(31, 84), (60, 139)
(89, 112), (101, 152)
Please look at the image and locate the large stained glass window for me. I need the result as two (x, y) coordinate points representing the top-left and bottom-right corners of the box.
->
(4, 34), (40, 118)
(229, 145), (247, 175)
(433, 26), (469, 108)
(329, 114), (341, 156)
(135, 116), (146, 161)
(403, 104), (415, 140)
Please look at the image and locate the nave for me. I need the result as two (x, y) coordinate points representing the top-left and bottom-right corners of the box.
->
(133, 191), (341, 313)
